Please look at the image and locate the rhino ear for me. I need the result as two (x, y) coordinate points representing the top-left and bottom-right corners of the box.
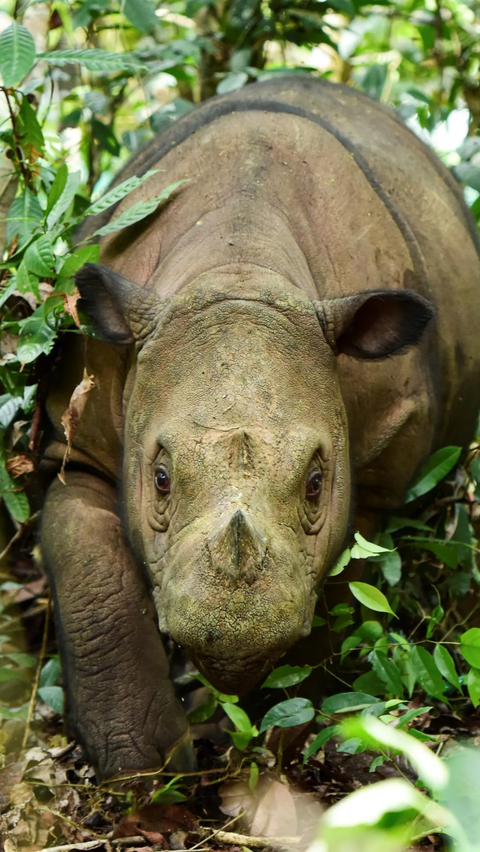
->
(315, 289), (434, 360)
(76, 263), (164, 344)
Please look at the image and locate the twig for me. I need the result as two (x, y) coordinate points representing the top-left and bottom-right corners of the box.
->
(22, 592), (51, 748)
(0, 525), (23, 563)
(195, 826), (301, 849)
(38, 843), (104, 852)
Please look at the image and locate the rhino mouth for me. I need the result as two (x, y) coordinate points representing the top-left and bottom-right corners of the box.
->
(191, 649), (275, 694)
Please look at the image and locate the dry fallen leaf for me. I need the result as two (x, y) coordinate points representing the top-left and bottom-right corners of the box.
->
(62, 288), (82, 329)
(5, 454), (35, 478)
(250, 780), (297, 838)
(59, 369), (95, 483)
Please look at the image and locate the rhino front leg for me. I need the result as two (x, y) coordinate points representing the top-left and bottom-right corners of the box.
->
(41, 471), (193, 780)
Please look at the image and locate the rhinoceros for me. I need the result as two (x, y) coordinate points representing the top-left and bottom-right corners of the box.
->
(41, 77), (480, 779)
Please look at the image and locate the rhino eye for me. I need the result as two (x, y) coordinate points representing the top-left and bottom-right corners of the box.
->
(306, 469), (322, 500)
(154, 466), (171, 495)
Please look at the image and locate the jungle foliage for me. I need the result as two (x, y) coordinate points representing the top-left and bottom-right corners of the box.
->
(2, 0), (480, 850)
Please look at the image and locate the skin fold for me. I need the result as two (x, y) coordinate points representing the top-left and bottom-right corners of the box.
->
(41, 78), (480, 779)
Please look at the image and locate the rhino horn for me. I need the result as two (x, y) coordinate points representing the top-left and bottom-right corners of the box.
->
(315, 288), (435, 360)
(208, 510), (268, 585)
(76, 262), (167, 344)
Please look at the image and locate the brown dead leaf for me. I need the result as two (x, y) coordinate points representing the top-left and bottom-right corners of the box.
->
(59, 369), (95, 483)
(62, 288), (82, 329)
(250, 780), (297, 838)
(5, 454), (35, 478)
(113, 804), (197, 844)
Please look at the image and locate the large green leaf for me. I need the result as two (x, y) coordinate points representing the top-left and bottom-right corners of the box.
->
(467, 667), (480, 707)
(85, 169), (161, 216)
(6, 191), (43, 248)
(24, 236), (54, 277)
(38, 685), (64, 714)
(91, 180), (188, 237)
(40, 48), (146, 73)
(460, 628), (480, 669)
(46, 164), (69, 218)
(349, 581), (396, 617)
(40, 657), (61, 687)
(17, 97), (45, 156)
(433, 645), (460, 691)
(55, 244), (100, 291)
(0, 465), (30, 523)
(262, 664), (312, 689)
(123, 0), (158, 31)
(46, 170), (82, 229)
(372, 651), (404, 696)
(222, 702), (257, 750)
(259, 697), (314, 733)
(405, 446), (461, 502)
(0, 22), (36, 87)
(16, 313), (57, 363)
(303, 725), (340, 763)
(321, 692), (380, 715)
(410, 646), (445, 699)
(0, 394), (23, 429)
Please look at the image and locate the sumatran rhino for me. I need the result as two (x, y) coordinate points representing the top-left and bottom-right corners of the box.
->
(42, 77), (480, 779)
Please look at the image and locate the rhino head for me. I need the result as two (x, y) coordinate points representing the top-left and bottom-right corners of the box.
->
(76, 263), (433, 693)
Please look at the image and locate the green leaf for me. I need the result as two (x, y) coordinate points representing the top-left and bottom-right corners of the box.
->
(91, 181), (188, 238)
(395, 706), (432, 729)
(259, 697), (314, 733)
(6, 191), (43, 248)
(467, 667), (480, 707)
(349, 581), (397, 617)
(303, 725), (340, 763)
(371, 651), (404, 696)
(223, 702), (257, 749)
(460, 628), (480, 668)
(46, 170), (82, 229)
(0, 394), (23, 429)
(24, 236), (54, 277)
(38, 685), (64, 714)
(410, 646), (445, 699)
(312, 615), (327, 627)
(352, 671), (386, 697)
(328, 547), (351, 576)
(39, 48), (146, 74)
(5, 653), (36, 667)
(0, 23), (36, 88)
(329, 0), (355, 12)
(403, 537), (460, 569)
(46, 164), (69, 217)
(0, 667), (26, 683)
(85, 169), (161, 216)
(350, 532), (394, 560)
(453, 163), (480, 193)
(386, 517), (433, 533)
(0, 472), (30, 522)
(321, 692), (380, 715)
(39, 657), (61, 688)
(405, 446), (462, 502)
(217, 72), (249, 94)
(187, 692), (217, 723)
(341, 715), (448, 792)
(55, 245), (100, 291)
(262, 664), (312, 689)
(17, 97), (44, 156)
(123, 0), (158, 31)
(17, 314), (57, 363)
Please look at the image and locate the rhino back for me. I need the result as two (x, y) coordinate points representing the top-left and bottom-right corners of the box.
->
(50, 78), (480, 492)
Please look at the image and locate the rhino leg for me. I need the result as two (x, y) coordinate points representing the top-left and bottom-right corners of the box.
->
(41, 471), (193, 780)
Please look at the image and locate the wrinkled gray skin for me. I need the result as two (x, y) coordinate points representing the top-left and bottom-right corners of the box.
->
(41, 78), (480, 780)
